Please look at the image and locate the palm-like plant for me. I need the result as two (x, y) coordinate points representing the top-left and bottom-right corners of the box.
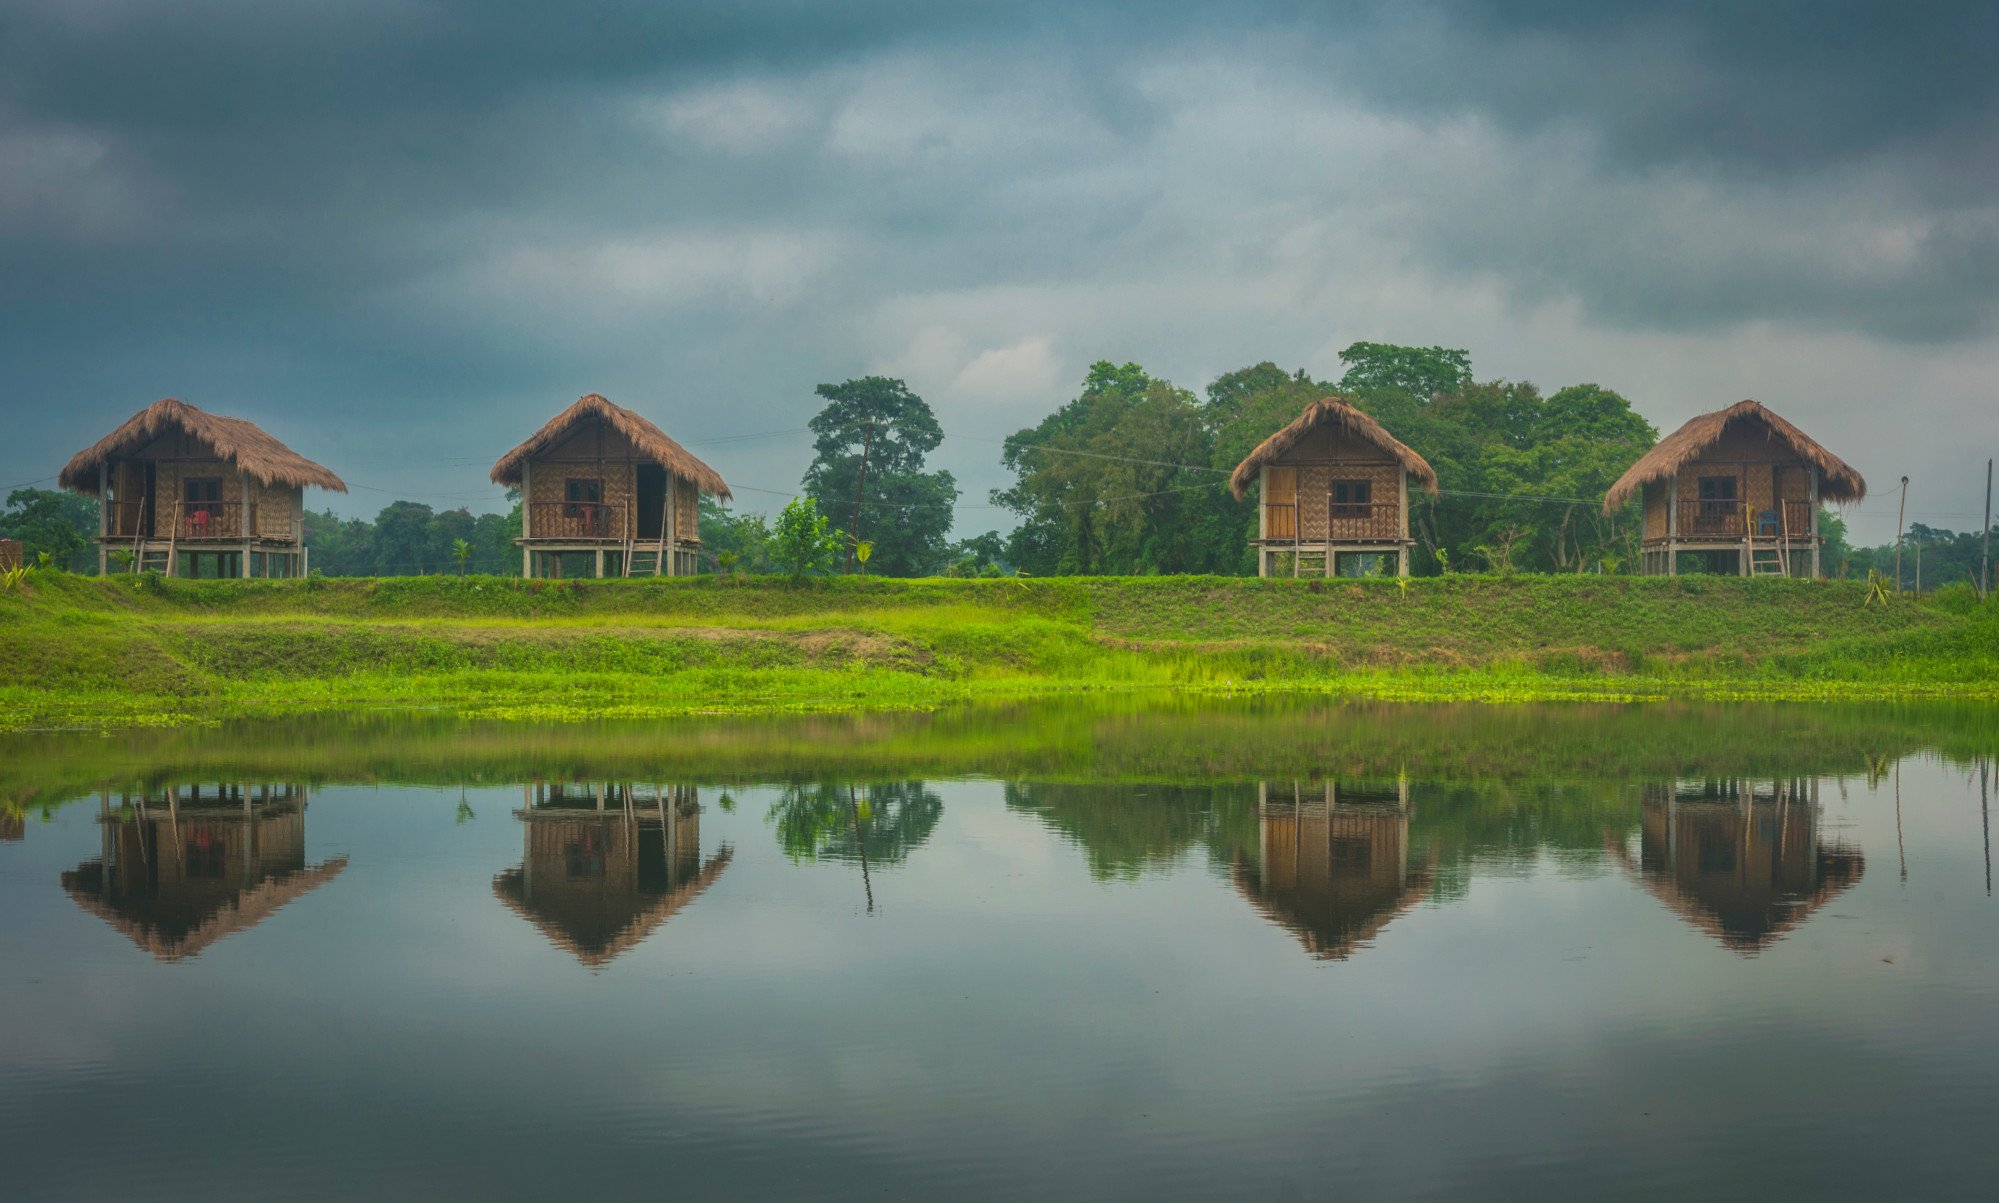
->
(452, 538), (473, 576)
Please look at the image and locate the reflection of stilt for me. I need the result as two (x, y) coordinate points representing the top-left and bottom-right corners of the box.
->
(849, 784), (875, 915)
(1895, 761), (1907, 884)
(1981, 757), (1991, 897)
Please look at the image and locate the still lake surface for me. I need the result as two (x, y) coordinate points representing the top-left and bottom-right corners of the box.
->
(2, 701), (1995, 1200)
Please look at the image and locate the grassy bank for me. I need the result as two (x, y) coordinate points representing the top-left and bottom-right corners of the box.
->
(1, 571), (1995, 729)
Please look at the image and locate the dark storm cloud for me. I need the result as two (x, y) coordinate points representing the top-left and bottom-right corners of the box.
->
(0, 1), (1991, 516)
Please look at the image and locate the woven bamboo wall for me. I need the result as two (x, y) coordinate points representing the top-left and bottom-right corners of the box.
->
(675, 478), (699, 542)
(525, 421), (640, 528)
(1262, 425), (1406, 541)
(1671, 426), (1816, 514)
(1642, 481), (1667, 539)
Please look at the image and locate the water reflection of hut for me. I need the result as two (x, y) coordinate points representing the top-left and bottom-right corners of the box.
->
(59, 784), (347, 961)
(1610, 778), (1864, 954)
(1232, 779), (1433, 960)
(492, 782), (731, 968)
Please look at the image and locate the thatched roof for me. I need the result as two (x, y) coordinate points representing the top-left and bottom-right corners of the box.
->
(59, 398), (347, 495)
(61, 857), (348, 963)
(489, 393), (731, 499)
(1605, 831), (1863, 956)
(1228, 396), (1440, 499)
(493, 845), (732, 969)
(1602, 399), (1865, 513)
(1231, 854), (1436, 961)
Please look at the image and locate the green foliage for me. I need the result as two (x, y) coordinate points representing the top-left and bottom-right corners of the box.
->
(802, 376), (958, 576)
(0, 573), (1994, 732)
(939, 531), (1010, 577)
(767, 781), (942, 864)
(0, 488), (96, 572)
(997, 361), (1237, 575)
(1336, 341), (1473, 401)
(769, 497), (844, 581)
(699, 498), (773, 574)
(303, 501), (518, 576)
(0, 566), (27, 595)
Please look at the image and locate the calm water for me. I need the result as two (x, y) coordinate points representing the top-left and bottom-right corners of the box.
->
(2, 702), (1995, 1200)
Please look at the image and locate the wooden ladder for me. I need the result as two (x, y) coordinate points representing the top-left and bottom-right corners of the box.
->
(1744, 503), (1788, 577)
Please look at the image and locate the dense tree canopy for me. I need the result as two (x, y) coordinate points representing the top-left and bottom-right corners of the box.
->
(994, 345), (1659, 577)
(996, 362), (1240, 575)
(801, 376), (958, 576)
(0, 488), (97, 570)
(303, 499), (519, 575)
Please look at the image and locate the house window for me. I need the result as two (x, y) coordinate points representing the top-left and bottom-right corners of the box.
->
(564, 478), (605, 533)
(184, 477), (222, 505)
(1330, 480), (1372, 518)
(1697, 475), (1737, 519)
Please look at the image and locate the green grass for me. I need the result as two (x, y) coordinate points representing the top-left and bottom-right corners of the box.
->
(1, 570), (1995, 730)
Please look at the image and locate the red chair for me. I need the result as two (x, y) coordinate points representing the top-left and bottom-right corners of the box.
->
(187, 508), (211, 537)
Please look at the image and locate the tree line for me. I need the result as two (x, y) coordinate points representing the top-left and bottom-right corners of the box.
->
(5, 340), (1989, 583)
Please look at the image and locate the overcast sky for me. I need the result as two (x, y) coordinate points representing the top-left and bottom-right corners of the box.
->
(3, 1), (1994, 542)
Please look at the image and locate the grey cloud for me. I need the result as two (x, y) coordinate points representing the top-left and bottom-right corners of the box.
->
(0, 2), (1991, 524)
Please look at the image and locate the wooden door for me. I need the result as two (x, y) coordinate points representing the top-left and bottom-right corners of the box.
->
(1264, 467), (1297, 539)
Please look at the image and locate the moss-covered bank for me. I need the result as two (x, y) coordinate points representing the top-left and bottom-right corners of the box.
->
(1, 571), (1994, 729)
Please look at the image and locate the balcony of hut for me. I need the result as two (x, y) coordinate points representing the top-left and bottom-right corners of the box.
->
(1229, 397), (1440, 579)
(491, 394), (732, 579)
(58, 398), (347, 579)
(1605, 400), (1866, 578)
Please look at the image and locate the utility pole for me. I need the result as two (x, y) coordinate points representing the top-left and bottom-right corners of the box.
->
(1982, 458), (1992, 600)
(1894, 476), (1909, 592)
(844, 420), (875, 575)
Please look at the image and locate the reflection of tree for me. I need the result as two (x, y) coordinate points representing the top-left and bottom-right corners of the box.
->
(768, 781), (942, 865)
(1004, 782), (1260, 881)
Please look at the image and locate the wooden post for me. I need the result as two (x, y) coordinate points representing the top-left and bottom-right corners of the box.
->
(1666, 475), (1679, 576)
(1398, 468), (1410, 578)
(240, 469), (252, 578)
(1981, 458), (1992, 599)
(97, 460), (109, 574)
(845, 420), (875, 575)
(1894, 475), (1909, 592)
(521, 462), (532, 539)
(663, 475), (677, 577)
(164, 498), (181, 578)
(1257, 467), (1268, 578)
(1810, 467), (1821, 578)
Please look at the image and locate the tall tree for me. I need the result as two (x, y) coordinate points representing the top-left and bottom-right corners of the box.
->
(0, 488), (98, 570)
(1337, 341), (1473, 402)
(996, 362), (1232, 575)
(802, 377), (958, 577)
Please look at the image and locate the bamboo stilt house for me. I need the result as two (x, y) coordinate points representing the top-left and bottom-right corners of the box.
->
(1604, 400), (1865, 578)
(1606, 778), (1863, 954)
(490, 393), (732, 578)
(59, 398), (347, 578)
(59, 784), (347, 963)
(492, 781), (731, 968)
(1230, 397), (1439, 578)
(1232, 778), (1433, 960)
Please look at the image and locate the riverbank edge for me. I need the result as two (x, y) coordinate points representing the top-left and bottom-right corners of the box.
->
(2, 572), (1994, 731)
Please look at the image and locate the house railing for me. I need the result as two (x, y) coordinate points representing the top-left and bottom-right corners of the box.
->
(1676, 500), (1813, 540)
(528, 501), (628, 540)
(104, 500), (150, 538)
(100, 501), (299, 541)
(1262, 499), (1402, 542)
